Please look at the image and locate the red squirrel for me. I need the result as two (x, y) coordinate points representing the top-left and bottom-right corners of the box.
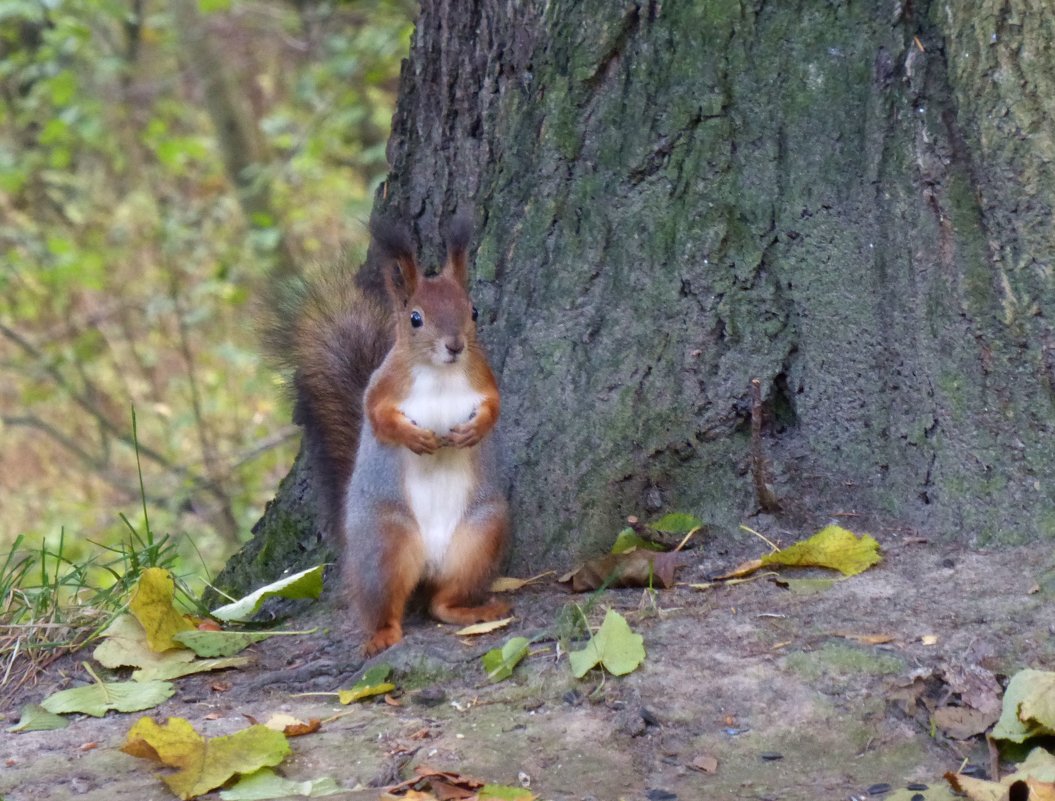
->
(275, 217), (510, 655)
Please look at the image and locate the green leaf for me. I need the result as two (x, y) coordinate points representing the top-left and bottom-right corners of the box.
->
(41, 679), (175, 717)
(336, 664), (395, 704)
(611, 528), (666, 555)
(218, 768), (344, 799)
(569, 609), (646, 678)
(649, 513), (703, 535)
(992, 669), (1055, 743)
(7, 703), (70, 732)
(482, 636), (530, 682)
(173, 629), (313, 658)
(211, 565), (325, 623)
(133, 656), (251, 682)
(122, 717), (291, 801)
(760, 525), (881, 576)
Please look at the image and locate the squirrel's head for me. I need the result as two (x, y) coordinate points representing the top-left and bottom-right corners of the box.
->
(373, 217), (480, 368)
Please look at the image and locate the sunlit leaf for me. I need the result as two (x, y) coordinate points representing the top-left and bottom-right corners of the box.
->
(337, 664), (395, 704)
(482, 636), (530, 682)
(122, 717), (290, 801)
(760, 525), (880, 576)
(992, 669), (1055, 743)
(129, 567), (196, 652)
(173, 629), (313, 658)
(211, 566), (325, 623)
(456, 617), (514, 636)
(41, 678), (175, 718)
(569, 609), (645, 678)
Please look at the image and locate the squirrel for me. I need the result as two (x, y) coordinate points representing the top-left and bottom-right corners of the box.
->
(268, 217), (510, 655)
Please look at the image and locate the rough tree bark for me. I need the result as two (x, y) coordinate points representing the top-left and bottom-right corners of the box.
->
(216, 0), (1055, 596)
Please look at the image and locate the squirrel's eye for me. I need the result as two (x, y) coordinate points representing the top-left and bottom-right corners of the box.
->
(410, 310), (423, 328)
(471, 305), (479, 322)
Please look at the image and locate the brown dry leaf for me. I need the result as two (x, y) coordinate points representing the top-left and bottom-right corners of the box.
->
(561, 550), (690, 592)
(384, 694), (402, 707)
(689, 753), (719, 774)
(79, 741), (98, 751)
(932, 706), (999, 740)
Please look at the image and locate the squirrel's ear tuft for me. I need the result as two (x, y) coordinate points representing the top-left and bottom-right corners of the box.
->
(444, 215), (473, 287)
(371, 218), (418, 303)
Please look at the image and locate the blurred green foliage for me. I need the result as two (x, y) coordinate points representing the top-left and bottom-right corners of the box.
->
(0, 0), (413, 584)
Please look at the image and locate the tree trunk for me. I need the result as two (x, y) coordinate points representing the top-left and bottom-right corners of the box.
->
(217, 0), (1055, 596)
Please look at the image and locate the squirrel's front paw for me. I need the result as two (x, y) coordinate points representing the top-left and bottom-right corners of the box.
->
(446, 421), (484, 449)
(405, 425), (441, 455)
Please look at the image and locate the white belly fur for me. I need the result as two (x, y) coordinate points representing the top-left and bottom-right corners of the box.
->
(399, 366), (483, 567)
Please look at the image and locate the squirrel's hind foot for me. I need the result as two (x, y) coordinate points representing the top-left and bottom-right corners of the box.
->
(429, 596), (511, 626)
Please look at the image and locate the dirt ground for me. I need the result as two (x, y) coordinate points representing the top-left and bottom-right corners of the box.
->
(2, 522), (1053, 801)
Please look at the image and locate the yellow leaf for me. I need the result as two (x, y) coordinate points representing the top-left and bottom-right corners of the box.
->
(122, 717), (290, 800)
(337, 683), (395, 704)
(760, 525), (881, 576)
(455, 617), (514, 636)
(490, 572), (554, 592)
(129, 568), (195, 652)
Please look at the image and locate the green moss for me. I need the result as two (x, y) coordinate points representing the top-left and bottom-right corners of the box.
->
(785, 642), (904, 682)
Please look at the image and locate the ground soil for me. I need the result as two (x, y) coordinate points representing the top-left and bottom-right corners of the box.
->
(2, 522), (1053, 801)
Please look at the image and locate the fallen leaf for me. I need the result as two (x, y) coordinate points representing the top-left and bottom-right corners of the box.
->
(649, 512), (703, 536)
(993, 669), (1055, 743)
(946, 747), (1055, 800)
(338, 664), (395, 704)
(41, 673), (175, 717)
(760, 525), (881, 576)
(173, 629), (313, 658)
(713, 559), (764, 580)
(122, 717), (290, 800)
(211, 565), (325, 623)
(490, 572), (553, 592)
(132, 656), (251, 683)
(129, 568), (196, 652)
(79, 741), (98, 751)
(610, 528), (667, 555)
(689, 753), (718, 774)
(7, 703), (70, 732)
(218, 768), (343, 799)
(262, 714), (321, 737)
(830, 632), (896, 645)
(482, 636), (530, 682)
(561, 550), (689, 592)
(932, 706), (999, 739)
(455, 617), (514, 636)
(569, 609), (646, 678)
(921, 634), (939, 646)
(94, 615), (197, 672)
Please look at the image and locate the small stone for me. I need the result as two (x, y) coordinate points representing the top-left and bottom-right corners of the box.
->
(646, 790), (677, 801)
(961, 764), (987, 778)
(640, 707), (661, 727)
(906, 784), (928, 791)
(759, 752), (783, 761)
(563, 689), (583, 706)
(941, 557), (955, 568)
(411, 687), (447, 707)
(911, 794), (925, 801)
(867, 783), (892, 795)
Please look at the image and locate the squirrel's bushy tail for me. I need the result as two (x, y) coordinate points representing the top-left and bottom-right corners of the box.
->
(262, 264), (392, 542)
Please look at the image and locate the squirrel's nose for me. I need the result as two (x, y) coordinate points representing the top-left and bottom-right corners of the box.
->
(445, 338), (464, 356)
